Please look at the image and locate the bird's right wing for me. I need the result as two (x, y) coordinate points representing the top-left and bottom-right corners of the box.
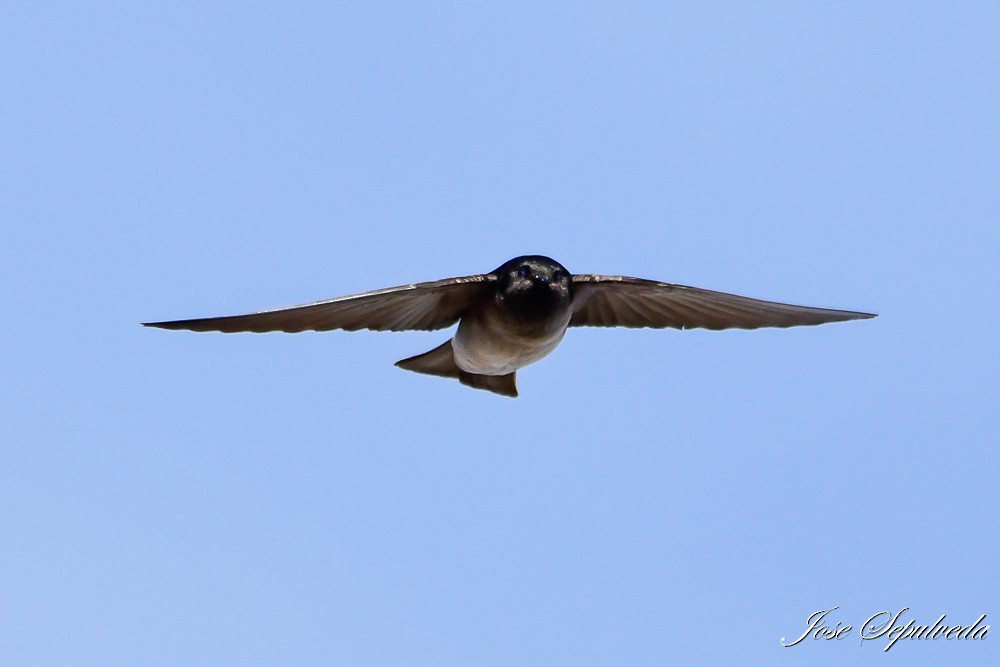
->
(570, 275), (876, 330)
(143, 274), (495, 333)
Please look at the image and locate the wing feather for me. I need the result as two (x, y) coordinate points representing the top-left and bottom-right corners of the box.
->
(570, 275), (875, 330)
(143, 274), (495, 333)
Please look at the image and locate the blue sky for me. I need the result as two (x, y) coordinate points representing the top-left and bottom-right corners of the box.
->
(2, 2), (997, 665)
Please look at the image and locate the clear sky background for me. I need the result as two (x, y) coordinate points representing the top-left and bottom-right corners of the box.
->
(2, 2), (997, 666)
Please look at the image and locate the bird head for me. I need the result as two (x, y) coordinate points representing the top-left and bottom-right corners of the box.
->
(494, 255), (573, 320)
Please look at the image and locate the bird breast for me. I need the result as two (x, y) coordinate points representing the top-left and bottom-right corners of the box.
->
(452, 303), (570, 376)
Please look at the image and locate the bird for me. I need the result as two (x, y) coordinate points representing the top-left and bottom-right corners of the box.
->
(143, 255), (876, 397)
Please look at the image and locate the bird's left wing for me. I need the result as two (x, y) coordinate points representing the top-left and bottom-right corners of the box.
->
(143, 274), (495, 333)
(570, 275), (876, 330)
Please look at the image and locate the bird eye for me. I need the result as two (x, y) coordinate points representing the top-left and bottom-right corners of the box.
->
(516, 265), (531, 278)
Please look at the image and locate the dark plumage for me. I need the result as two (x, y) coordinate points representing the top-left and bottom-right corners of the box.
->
(144, 255), (876, 397)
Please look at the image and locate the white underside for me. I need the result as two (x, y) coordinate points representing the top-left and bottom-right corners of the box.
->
(452, 311), (569, 376)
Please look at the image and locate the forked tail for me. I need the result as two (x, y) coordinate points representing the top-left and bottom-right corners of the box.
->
(394, 339), (518, 398)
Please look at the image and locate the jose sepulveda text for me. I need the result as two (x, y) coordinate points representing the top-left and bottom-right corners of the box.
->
(781, 607), (988, 652)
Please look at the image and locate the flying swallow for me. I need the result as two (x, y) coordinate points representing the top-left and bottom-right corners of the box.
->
(144, 255), (875, 397)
